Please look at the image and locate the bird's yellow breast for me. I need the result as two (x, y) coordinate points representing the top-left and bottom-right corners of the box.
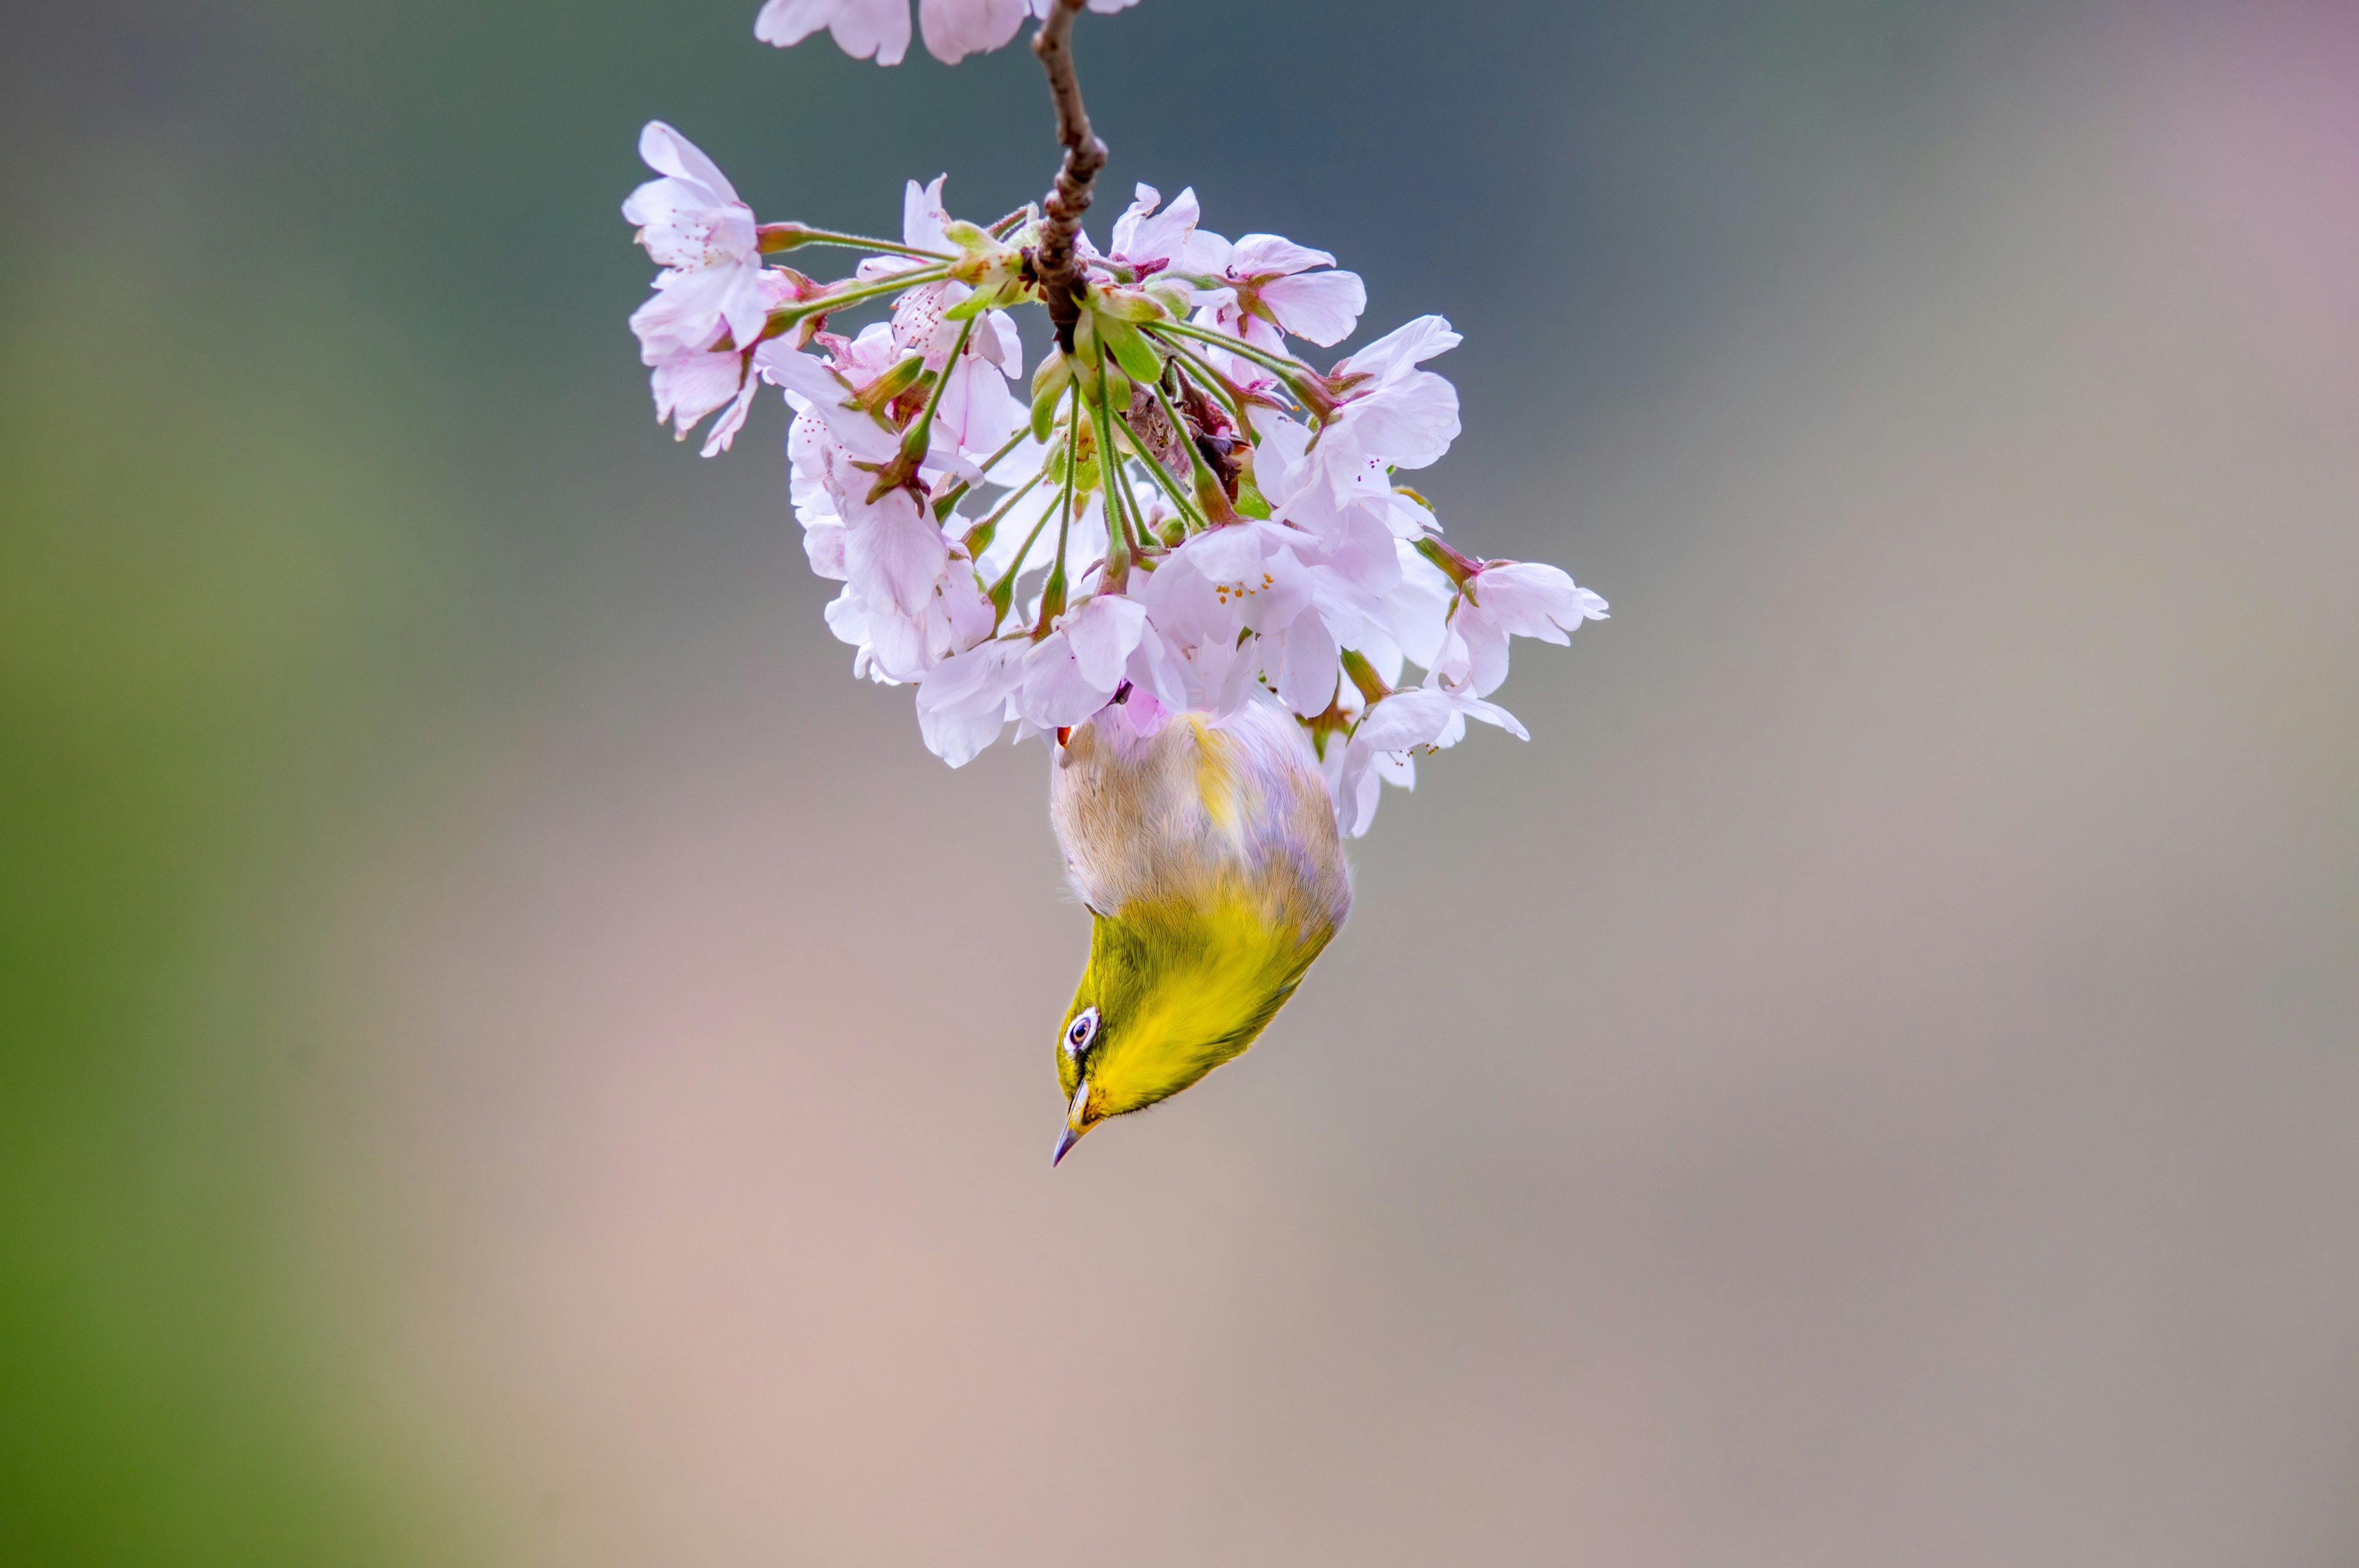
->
(1062, 888), (1330, 1117)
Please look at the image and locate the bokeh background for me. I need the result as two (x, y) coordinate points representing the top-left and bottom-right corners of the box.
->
(5, 0), (2357, 1562)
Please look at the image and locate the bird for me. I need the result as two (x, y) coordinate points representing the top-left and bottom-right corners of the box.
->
(1046, 691), (1352, 1165)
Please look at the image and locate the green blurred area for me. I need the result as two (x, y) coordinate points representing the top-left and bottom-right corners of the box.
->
(0, 3), (834, 1551)
(0, 238), (458, 1556)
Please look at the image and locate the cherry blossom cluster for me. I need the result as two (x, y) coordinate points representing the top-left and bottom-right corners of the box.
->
(624, 7), (1606, 838)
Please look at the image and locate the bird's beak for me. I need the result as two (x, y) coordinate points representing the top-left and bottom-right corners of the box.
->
(1052, 1080), (1092, 1167)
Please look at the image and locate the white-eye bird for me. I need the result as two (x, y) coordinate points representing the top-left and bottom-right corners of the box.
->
(1047, 693), (1352, 1164)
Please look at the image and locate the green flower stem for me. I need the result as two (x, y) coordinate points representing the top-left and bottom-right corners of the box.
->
(1089, 352), (1137, 588)
(933, 427), (1034, 521)
(1148, 377), (1245, 528)
(1035, 382), (1084, 635)
(963, 469), (1044, 559)
(896, 315), (977, 462)
(1117, 405), (1211, 535)
(1113, 447), (1159, 556)
(758, 265), (953, 341)
(1154, 337), (1254, 429)
(1150, 319), (1318, 391)
(985, 480), (1057, 630)
(757, 224), (956, 262)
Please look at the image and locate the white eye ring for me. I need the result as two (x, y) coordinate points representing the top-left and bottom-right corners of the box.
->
(1065, 1006), (1099, 1057)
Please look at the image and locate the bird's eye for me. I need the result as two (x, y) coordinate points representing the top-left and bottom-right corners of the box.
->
(1065, 1006), (1099, 1056)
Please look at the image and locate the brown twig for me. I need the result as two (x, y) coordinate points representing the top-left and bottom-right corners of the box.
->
(1030, 0), (1105, 355)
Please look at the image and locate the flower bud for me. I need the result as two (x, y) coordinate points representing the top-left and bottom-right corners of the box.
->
(1031, 350), (1074, 441)
(1071, 313), (1106, 404)
(1092, 285), (1168, 324)
(1144, 279), (1195, 319)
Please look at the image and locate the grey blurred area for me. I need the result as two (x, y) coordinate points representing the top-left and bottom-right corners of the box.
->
(3, 1), (2355, 1564)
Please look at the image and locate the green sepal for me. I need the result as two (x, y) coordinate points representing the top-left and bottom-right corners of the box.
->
(1234, 471), (1273, 520)
(855, 353), (928, 413)
(943, 286), (997, 321)
(1339, 649), (1391, 706)
(1098, 314), (1164, 386)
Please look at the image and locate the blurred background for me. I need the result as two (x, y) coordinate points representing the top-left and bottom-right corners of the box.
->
(4, 0), (2356, 1562)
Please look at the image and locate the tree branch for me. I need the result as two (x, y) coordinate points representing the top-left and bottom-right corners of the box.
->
(1031, 0), (1105, 355)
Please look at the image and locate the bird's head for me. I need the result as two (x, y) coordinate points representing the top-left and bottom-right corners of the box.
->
(1050, 889), (1334, 1165)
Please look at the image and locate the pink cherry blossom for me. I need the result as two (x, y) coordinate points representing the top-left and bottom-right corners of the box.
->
(915, 638), (1030, 764)
(755, 0), (912, 64)
(1326, 677), (1527, 837)
(1433, 559), (1611, 697)
(1017, 593), (1149, 727)
(1191, 230), (1366, 352)
(622, 123), (771, 362)
(756, 0), (1139, 67)
(1097, 184), (1209, 275)
(1324, 314), (1463, 469)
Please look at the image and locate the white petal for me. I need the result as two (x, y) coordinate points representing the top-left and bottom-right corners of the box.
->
(1355, 688), (1450, 753)
(1470, 560), (1610, 639)
(754, 346), (900, 462)
(802, 520), (850, 580)
(757, 0), (913, 64)
(1275, 609), (1339, 717)
(1226, 233), (1336, 279)
(1064, 595), (1148, 690)
(634, 121), (739, 205)
(1337, 369), (1461, 469)
(1454, 692), (1528, 741)
(1454, 611), (1514, 697)
(916, 638), (1025, 765)
(1385, 544), (1455, 669)
(1260, 270), (1366, 347)
(1336, 314), (1461, 383)
(918, 0), (1029, 63)
(822, 583), (872, 649)
(845, 491), (950, 622)
(901, 174), (953, 253)
(1017, 633), (1116, 727)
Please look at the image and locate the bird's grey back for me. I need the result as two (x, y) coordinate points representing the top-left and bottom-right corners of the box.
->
(1050, 700), (1351, 933)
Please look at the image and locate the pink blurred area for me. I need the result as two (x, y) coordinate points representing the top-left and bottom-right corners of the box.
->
(321, 9), (2359, 1567)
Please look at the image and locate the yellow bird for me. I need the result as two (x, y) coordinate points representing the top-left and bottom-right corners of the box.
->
(1047, 695), (1351, 1164)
